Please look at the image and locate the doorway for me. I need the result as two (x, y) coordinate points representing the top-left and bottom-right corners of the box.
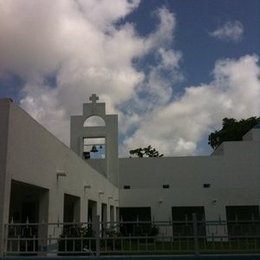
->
(9, 180), (49, 224)
(63, 194), (80, 223)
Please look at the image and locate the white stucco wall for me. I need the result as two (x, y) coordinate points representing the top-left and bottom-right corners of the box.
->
(119, 130), (260, 222)
(1, 97), (259, 255)
(4, 100), (119, 225)
(70, 100), (119, 186)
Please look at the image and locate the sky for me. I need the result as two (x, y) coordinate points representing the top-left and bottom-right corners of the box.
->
(0, 0), (259, 157)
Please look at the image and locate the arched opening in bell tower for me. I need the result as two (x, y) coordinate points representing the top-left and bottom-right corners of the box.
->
(83, 116), (105, 127)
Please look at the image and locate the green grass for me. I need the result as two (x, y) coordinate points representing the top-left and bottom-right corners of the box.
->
(99, 238), (260, 255)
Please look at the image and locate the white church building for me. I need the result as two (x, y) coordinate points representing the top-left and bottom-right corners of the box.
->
(0, 95), (260, 254)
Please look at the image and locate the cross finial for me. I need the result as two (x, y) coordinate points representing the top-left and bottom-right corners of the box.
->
(89, 94), (99, 104)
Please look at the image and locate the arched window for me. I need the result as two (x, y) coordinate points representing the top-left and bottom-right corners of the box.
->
(84, 116), (105, 127)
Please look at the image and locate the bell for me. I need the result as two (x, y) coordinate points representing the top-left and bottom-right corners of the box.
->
(90, 145), (98, 153)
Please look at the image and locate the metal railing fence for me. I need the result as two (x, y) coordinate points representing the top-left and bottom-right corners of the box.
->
(4, 215), (260, 256)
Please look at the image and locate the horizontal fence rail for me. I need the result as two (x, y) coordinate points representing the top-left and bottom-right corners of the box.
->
(4, 216), (260, 256)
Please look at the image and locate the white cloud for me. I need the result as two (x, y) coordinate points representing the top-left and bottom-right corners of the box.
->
(144, 7), (176, 50)
(0, 0), (179, 145)
(1, 2), (259, 157)
(124, 55), (260, 156)
(74, 0), (140, 31)
(20, 80), (69, 142)
(210, 21), (244, 42)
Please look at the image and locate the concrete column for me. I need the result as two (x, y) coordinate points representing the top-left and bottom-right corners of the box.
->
(46, 188), (64, 251)
(205, 205), (227, 241)
(80, 195), (88, 222)
(48, 189), (64, 223)
(151, 203), (173, 239)
(0, 177), (11, 256)
(0, 100), (11, 256)
(96, 202), (102, 221)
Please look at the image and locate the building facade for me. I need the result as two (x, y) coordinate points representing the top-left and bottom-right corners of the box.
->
(0, 96), (259, 255)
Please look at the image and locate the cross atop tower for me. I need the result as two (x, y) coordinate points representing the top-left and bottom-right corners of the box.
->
(89, 94), (99, 104)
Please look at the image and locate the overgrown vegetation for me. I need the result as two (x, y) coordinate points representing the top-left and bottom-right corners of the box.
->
(208, 117), (260, 149)
(129, 145), (163, 158)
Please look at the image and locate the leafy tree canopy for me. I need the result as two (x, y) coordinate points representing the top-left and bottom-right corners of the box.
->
(208, 117), (260, 149)
(129, 145), (164, 158)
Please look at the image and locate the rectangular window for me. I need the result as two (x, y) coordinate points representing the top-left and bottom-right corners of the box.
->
(163, 184), (170, 189)
(119, 207), (152, 236)
(172, 206), (206, 237)
(226, 205), (260, 237)
(203, 183), (211, 188)
(123, 185), (131, 189)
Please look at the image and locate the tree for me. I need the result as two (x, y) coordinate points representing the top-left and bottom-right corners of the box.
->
(129, 145), (164, 158)
(208, 117), (260, 149)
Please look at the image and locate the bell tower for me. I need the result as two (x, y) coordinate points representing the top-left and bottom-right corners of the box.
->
(70, 94), (118, 185)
